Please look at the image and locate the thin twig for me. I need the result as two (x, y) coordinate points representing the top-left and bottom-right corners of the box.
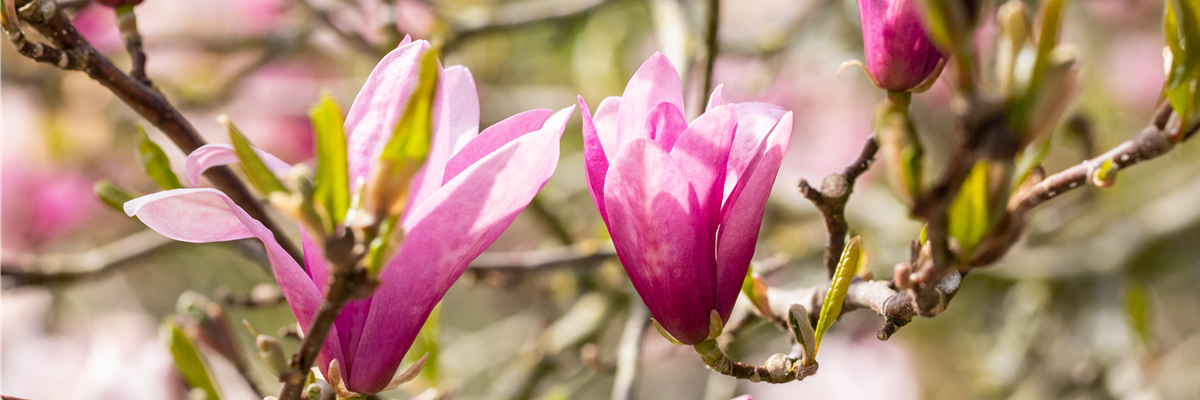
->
(797, 137), (879, 277)
(290, 0), (381, 58)
(1, 230), (174, 287)
(115, 7), (151, 86)
(4, 0), (304, 270)
(700, 0), (719, 100)
(611, 302), (648, 400)
(468, 242), (615, 270)
(438, 0), (610, 52)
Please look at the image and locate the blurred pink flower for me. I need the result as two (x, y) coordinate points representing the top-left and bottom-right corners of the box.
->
(579, 53), (792, 345)
(125, 37), (573, 394)
(71, 5), (123, 53)
(1102, 33), (1166, 115)
(1, 163), (97, 251)
(746, 333), (919, 400)
(1, 289), (175, 400)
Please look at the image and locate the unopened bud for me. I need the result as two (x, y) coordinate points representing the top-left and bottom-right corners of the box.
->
(256, 334), (289, 376)
(304, 384), (322, 400)
(894, 263), (914, 289)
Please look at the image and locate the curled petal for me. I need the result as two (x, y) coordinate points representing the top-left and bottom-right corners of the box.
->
(605, 138), (709, 345)
(580, 97), (613, 223)
(706, 84), (723, 112)
(345, 107), (572, 393)
(723, 102), (787, 201)
(715, 112), (792, 321)
(124, 189), (343, 371)
(442, 108), (553, 184)
(592, 96), (622, 160)
(615, 53), (685, 155)
(643, 101), (688, 152)
(184, 144), (292, 187)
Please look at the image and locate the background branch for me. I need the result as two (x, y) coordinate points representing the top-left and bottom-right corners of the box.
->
(798, 137), (879, 277)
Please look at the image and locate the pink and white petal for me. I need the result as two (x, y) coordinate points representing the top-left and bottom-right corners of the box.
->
(580, 97), (613, 223)
(714, 112), (792, 321)
(345, 39), (431, 185)
(604, 138), (710, 345)
(723, 102), (787, 202)
(346, 107), (572, 394)
(592, 96), (622, 161)
(184, 144), (293, 187)
(643, 102), (688, 152)
(406, 64), (482, 213)
(124, 189), (343, 367)
(668, 104), (736, 236)
(440, 66), (482, 156)
(442, 108), (553, 184)
(615, 53), (685, 154)
(706, 84), (724, 112)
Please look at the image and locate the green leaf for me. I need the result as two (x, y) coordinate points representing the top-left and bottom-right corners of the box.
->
(1164, 0), (1200, 131)
(740, 267), (771, 316)
(1124, 281), (1153, 348)
(137, 126), (183, 190)
(1014, 135), (1052, 188)
(310, 94), (351, 227)
(367, 48), (439, 219)
(948, 161), (991, 256)
(161, 320), (222, 400)
(787, 304), (817, 367)
(223, 117), (288, 195)
(408, 305), (440, 384)
(94, 180), (138, 213)
(814, 236), (861, 355)
(1010, 0), (1066, 138)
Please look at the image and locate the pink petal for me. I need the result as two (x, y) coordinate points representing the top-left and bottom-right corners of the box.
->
(184, 144), (293, 187)
(580, 97), (612, 223)
(723, 102), (787, 201)
(668, 104), (736, 240)
(604, 138), (710, 345)
(299, 230), (374, 379)
(442, 108), (553, 184)
(615, 53), (685, 157)
(345, 106), (572, 393)
(714, 112), (792, 321)
(706, 84), (724, 112)
(643, 101), (688, 152)
(592, 96), (621, 161)
(345, 39), (431, 186)
(406, 65), (482, 213)
(124, 189), (344, 371)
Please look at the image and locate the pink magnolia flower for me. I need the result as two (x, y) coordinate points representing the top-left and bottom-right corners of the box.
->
(579, 53), (792, 345)
(857, 0), (944, 91)
(124, 37), (573, 394)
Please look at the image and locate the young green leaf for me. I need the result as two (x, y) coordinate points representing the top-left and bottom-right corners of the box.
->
(161, 320), (223, 400)
(814, 236), (861, 354)
(223, 116), (289, 195)
(741, 267), (771, 317)
(94, 180), (138, 213)
(1124, 280), (1153, 348)
(787, 304), (817, 367)
(310, 94), (351, 227)
(365, 48), (439, 221)
(948, 161), (990, 256)
(137, 126), (183, 190)
(1164, 0), (1200, 133)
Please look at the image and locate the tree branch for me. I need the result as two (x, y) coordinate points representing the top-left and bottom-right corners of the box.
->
(798, 137), (879, 277)
(4, 0), (304, 269)
(1, 230), (174, 287)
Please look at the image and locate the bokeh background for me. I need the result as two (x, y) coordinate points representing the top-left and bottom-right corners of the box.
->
(4, 0), (1199, 399)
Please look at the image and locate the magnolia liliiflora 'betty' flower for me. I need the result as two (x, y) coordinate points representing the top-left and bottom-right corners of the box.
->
(124, 37), (573, 394)
(852, 0), (944, 92)
(579, 53), (792, 345)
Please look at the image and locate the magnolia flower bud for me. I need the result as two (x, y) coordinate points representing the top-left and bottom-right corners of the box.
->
(858, 0), (945, 91)
(256, 334), (289, 376)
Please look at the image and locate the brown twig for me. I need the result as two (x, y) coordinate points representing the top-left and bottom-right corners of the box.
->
(115, 6), (150, 86)
(4, 0), (304, 269)
(700, 0), (719, 101)
(290, 0), (381, 58)
(0, 230), (174, 287)
(438, 0), (610, 52)
(468, 242), (615, 270)
(798, 137), (880, 277)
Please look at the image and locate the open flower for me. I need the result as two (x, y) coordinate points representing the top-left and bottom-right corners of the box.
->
(578, 53), (792, 345)
(125, 37), (573, 394)
(857, 0), (944, 92)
